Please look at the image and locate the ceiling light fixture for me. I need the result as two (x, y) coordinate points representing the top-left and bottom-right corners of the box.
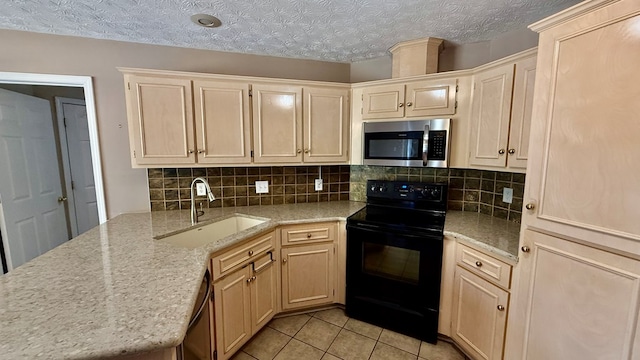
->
(190, 14), (222, 28)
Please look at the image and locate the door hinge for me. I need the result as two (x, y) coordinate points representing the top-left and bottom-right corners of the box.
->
(455, 100), (458, 109)
(133, 150), (136, 158)
(71, 180), (75, 190)
(213, 350), (217, 360)
(210, 289), (214, 301)
(249, 89), (253, 96)
(63, 117), (67, 127)
(250, 150), (254, 158)
(127, 82), (130, 90)
(333, 289), (335, 295)
(456, 85), (459, 92)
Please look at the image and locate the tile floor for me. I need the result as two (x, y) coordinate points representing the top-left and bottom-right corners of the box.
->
(231, 308), (468, 360)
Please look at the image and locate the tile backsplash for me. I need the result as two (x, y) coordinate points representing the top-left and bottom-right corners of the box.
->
(349, 166), (525, 223)
(148, 166), (351, 211)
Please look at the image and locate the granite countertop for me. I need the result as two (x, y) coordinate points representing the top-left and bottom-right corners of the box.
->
(0, 201), (520, 359)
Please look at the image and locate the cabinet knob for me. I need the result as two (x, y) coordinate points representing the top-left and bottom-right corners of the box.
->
(497, 305), (505, 311)
(508, 148), (516, 154)
(525, 203), (535, 210)
(398, 103), (404, 108)
(307, 233), (312, 238)
(188, 149), (194, 154)
(304, 149), (310, 154)
(297, 149), (302, 154)
(283, 258), (287, 264)
(498, 149), (506, 155)
(406, 102), (413, 107)
(197, 149), (205, 154)
(521, 246), (530, 253)
(248, 250), (254, 256)
(475, 261), (483, 267)
(246, 278), (252, 283)
(57, 196), (68, 202)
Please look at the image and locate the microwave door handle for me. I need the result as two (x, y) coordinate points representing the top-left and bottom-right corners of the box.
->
(422, 124), (430, 166)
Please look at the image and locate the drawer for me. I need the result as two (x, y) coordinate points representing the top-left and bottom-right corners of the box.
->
(212, 231), (275, 279)
(280, 222), (337, 246)
(456, 243), (512, 289)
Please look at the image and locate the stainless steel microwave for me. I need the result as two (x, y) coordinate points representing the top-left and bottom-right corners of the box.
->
(363, 119), (451, 168)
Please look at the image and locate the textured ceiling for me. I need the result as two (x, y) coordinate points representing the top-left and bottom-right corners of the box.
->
(1, 0), (581, 63)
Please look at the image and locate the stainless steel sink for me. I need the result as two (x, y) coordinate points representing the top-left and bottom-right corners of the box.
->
(157, 215), (266, 249)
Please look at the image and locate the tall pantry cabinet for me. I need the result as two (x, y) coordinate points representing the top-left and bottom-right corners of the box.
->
(505, 0), (640, 359)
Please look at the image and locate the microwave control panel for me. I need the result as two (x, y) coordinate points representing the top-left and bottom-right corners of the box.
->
(427, 131), (447, 160)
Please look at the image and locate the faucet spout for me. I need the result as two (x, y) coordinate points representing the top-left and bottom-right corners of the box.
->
(190, 177), (216, 225)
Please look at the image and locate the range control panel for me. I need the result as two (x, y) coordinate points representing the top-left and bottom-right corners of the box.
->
(367, 180), (447, 202)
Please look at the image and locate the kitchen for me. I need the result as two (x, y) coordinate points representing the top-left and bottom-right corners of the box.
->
(1, 0), (639, 359)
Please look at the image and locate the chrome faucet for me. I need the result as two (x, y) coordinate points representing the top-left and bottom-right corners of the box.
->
(190, 177), (216, 225)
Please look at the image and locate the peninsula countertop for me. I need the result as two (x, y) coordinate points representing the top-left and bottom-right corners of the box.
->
(0, 201), (520, 359)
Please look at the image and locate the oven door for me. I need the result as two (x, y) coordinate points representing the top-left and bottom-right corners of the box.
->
(345, 223), (443, 342)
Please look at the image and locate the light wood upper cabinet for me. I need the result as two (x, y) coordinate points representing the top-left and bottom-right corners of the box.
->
(506, 1), (640, 358)
(252, 84), (303, 163)
(468, 51), (536, 172)
(452, 266), (509, 360)
(362, 78), (457, 119)
(125, 75), (195, 165)
(303, 87), (350, 163)
(193, 80), (251, 164)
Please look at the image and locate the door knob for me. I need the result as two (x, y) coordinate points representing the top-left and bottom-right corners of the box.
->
(525, 203), (535, 210)
(508, 148), (516, 154)
(57, 196), (68, 202)
(521, 246), (530, 253)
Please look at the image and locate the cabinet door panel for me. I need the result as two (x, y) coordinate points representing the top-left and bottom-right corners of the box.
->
(507, 230), (640, 360)
(214, 269), (251, 360)
(452, 266), (508, 360)
(303, 87), (349, 163)
(252, 84), (302, 163)
(127, 76), (194, 165)
(193, 81), (251, 164)
(281, 243), (334, 310)
(507, 57), (536, 171)
(406, 79), (457, 117)
(469, 64), (514, 168)
(250, 253), (277, 332)
(362, 84), (405, 119)
(523, 6), (640, 248)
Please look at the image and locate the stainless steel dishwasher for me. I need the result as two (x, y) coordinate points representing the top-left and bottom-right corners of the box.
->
(179, 269), (213, 360)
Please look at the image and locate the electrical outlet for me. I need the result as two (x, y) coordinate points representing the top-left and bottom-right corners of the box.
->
(255, 181), (269, 194)
(196, 183), (207, 196)
(315, 178), (323, 191)
(503, 187), (513, 204)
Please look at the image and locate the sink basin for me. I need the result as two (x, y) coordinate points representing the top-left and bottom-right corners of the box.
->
(158, 215), (266, 249)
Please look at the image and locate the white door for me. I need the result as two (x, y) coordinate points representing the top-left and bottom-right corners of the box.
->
(56, 97), (98, 236)
(0, 89), (69, 270)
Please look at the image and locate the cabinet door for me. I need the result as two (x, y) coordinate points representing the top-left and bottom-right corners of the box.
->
(303, 87), (349, 163)
(214, 268), (252, 360)
(126, 75), (195, 165)
(522, 1), (640, 252)
(362, 84), (405, 119)
(405, 78), (457, 117)
(452, 266), (509, 360)
(506, 56), (536, 171)
(281, 243), (335, 310)
(250, 252), (277, 333)
(468, 64), (514, 168)
(252, 84), (302, 163)
(506, 230), (640, 360)
(193, 80), (251, 164)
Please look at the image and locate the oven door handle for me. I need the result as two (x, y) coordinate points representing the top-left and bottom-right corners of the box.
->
(347, 222), (384, 231)
(422, 123), (430, 166)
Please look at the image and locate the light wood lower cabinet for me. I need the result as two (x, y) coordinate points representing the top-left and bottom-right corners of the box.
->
(281, 242), (335, 310)
(249, 252), (278, 331)
(213, 268), (252, 360)
(452, 266), (509, 360)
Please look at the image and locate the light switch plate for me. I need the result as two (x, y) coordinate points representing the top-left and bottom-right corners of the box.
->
(196, 183), (207, 196)
(255, 181), (269, 194)
(314, 178), (323, 191)
(503, 187), (513, 204)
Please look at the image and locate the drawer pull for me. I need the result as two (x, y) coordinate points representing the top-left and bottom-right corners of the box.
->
(497, 305), (505, 311)
(306, 233), (312, 238)
(248, 250), (254, 256)
(475, 261), (483, 267)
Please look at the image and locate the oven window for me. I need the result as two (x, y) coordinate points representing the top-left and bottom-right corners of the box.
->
(362, 242), (419, 284)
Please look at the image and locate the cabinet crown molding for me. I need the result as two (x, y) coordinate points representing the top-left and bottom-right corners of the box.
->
(529, 0), (620, 32)
(472, 48), (538, 73)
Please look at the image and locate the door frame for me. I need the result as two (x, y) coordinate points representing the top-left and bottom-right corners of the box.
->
(0, 72), (107, 224)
